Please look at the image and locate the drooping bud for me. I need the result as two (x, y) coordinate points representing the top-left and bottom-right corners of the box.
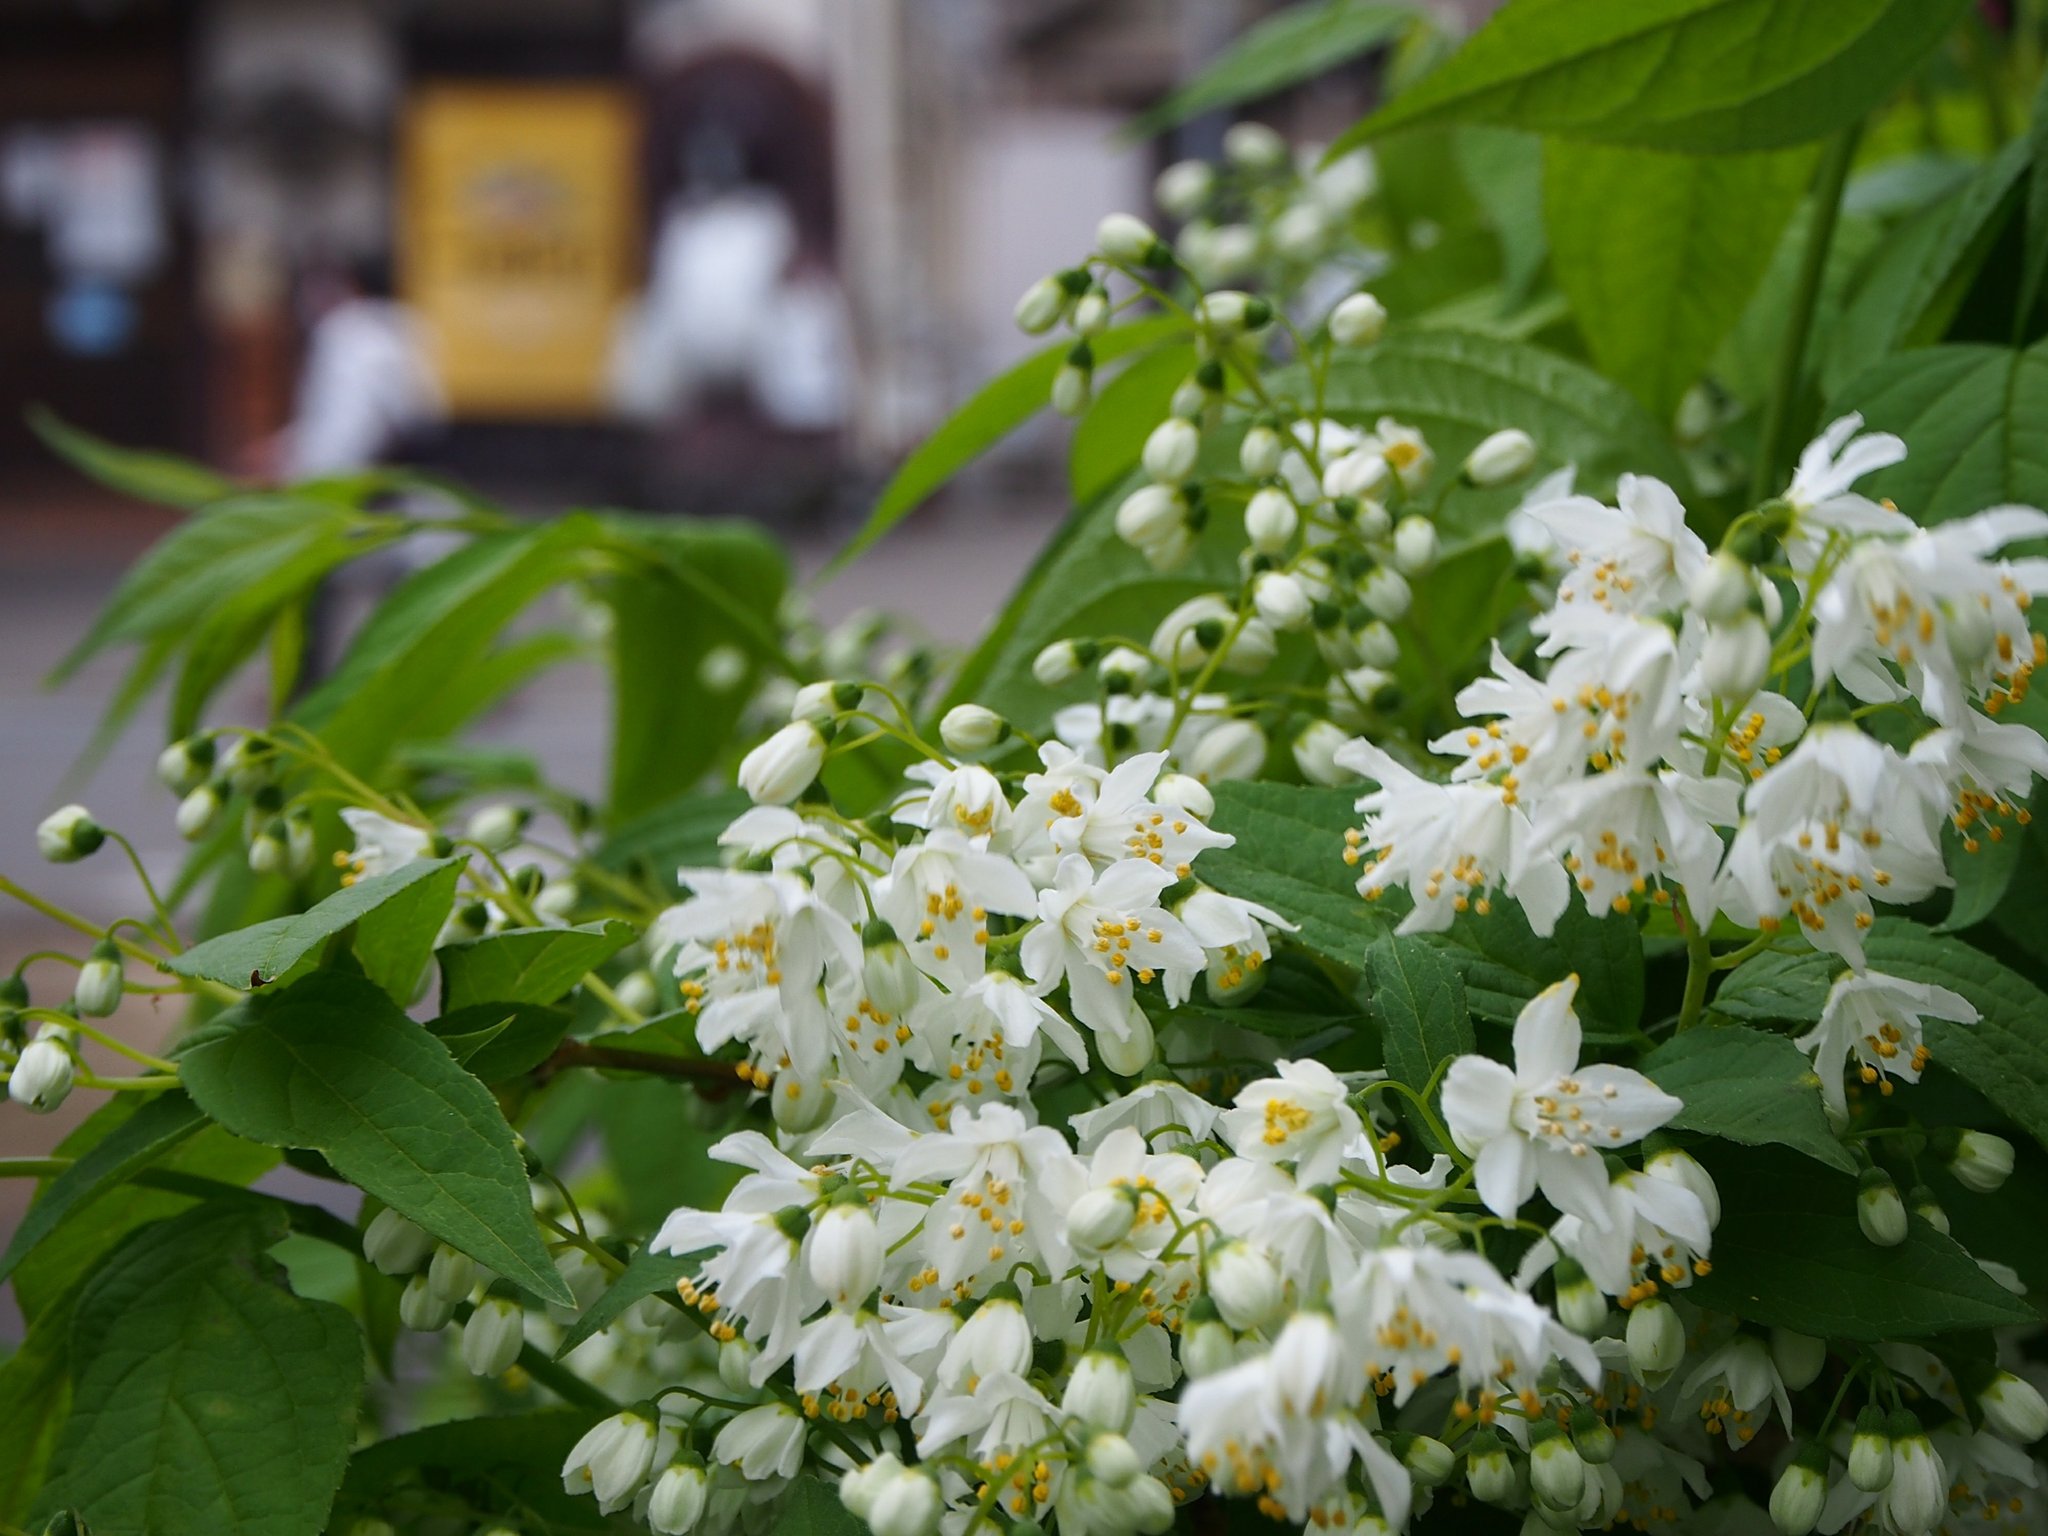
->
(1881, 1411), (1944, 1536)
(1689, 549), (1756, 623)
(466, 804), (530, 853)
(73, 939), (124, 1018)
(646, 1458), (711, 1536)
(1323, 448), (1391, 502)
(1292, 720), (1353, 787)
(1769, 1443), (1830, 1536)
(7, 1026), (75, 1113)
(1203, 1240), (1283, 1332)
(738, 721), (827, 806)
(939, 704), (1008, 755)
(1142, 417), (1202, 485)
(1857, 1168), (1908, 1247)
(1085, 1431), (1144, 1487)
(1848, 1405), (1893, 1491)
(1465, 1427), (1517, 1505)
(1098, 212), (1169, 267)
(37, 804), (104, 863)
(1197, 291), (1272, 338)
(156, 735), (216, 793)
(1391, 515), (1439, 576)
(1328, 291), (1387, 348)
(1528, 1420), (1586, 1512)
(561, 1408), (660, 1514)
(362, 1207), (435, 1276)
(398, 1272), (457, 1332)
(1153, 772), (1215, 820)
(1155, 159), (1214, 219)
(1360, 565), (1412, 622)
(1053, 342), (1095, 417)
(1570, 1405), (1616, 1465)
(807, 1200), (883, 1308)
(1701, 613), (1773, 702)
(427, 1242), (478, 1303)
(1771, 1328), (1827, 1391)
(1625, 1295), (1683, 1381)
(1462, 428), (1537, 487)
(1948, 1130), (2015, 1194)
(1180, 1298), (1236, 1378)
(1063, 1350), (1138, 1434)
(1978, 1370), (2048, 1443)
(1243, 486), (1298, 552)
(1015, 275), (1071, 335)
(1252, 570), (1312, 631)
(1068, 1185), (1141, 1256)
(1222, 122), (1288, 174)
(1553, 1256), (1609, 1336)
(1188, 720), (1267, 783)
(462, 1292), (526, 1376)
(1033, 638), (1088, 687)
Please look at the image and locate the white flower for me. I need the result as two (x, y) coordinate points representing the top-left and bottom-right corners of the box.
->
(1680, 1335), (1793, 1449)
(878, 830), (1038, 990)
(1337, 738), (1569, 936)
(1795, 970), (1976, 1114)
(646, 1462), (710, 1535)
(893, 1102), (1087, 1289)
(1219, 1059), (1363, 1185)
(1371, 416), (1434, 493)
(1526, 768), (1726, 922)
(339, 808), (433, 881)
(807, 1201), (883, 1308)
(1068, 1126), (1202, 1281)
(563, 1410), (660, 1511)
(1781, 413), (1913, 567)
(713, 1403), (807, 1481)
(652, 1208), (810, 1379)
(1440, 978), (1681, 1226)
(1177, 888), (1293, 1004)
(1541, 1166), (1713, 1299)
(1022, 855), (1205, 1042)
(1044, 750), (1235, 876)
(916, 1369), (1057, 1463)
(738, 721), (828, 805)
(8, 1026), (75, 1112)
(793, 1302), (928, 1415)
(1529, 474), (1708, 641)
(1070, 1077), (1222, 1152)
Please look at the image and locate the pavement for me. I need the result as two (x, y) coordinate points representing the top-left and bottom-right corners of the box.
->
(0, 468), (1067, 1333)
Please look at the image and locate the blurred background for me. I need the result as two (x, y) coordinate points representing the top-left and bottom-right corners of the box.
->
(1, 0), (1475, 1324)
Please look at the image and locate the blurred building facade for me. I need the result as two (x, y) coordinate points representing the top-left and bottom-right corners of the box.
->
(0, 0), (1388, 516)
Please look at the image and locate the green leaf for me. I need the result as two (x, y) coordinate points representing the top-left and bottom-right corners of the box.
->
(1069, 342), (1199, 508)
(1367, 935), (1473, 1149)
(29, 406), (237, 508)
(597, 788), (752, 897)
(293, 519), (596, 774)
(438, 920), (634, 1010)
(1828, 339), (2048, 526)
(1435, 896), (1644, 1034)
(50, 495), (371, 684)
(352, 858), (464, 1000)
(600, 518), (790, 824)
(554, 1244), (695, 1358)
(1825, 138), (2032, 395)
(332, 1412), (624, 1533)
(1686, 1147), (2033, 1339)
(829, 315), (1186, 573)
(1126, 1), (1417, 138)
(0, 1299), (72, 1520)
(1714, 206), (1885, 407)
(178, 970), (574, 1306)
(426, 1002), (575, 1084)
(1545, 141), (1816, 418)
(1335, 0), (1971, 156)
(0, 1091), (206, 1285)
(1640, 1025), (1854, 1172)
(1201, 781), (1387, 970)
(1714, 922), (2048, 1153)
(1454, 128), (1549, 307)
(775, 1473), (869, 1536)
(2020, 75), (2048, 328)
(165, 855), (465, 988)
(36, 1203), (362, 1536)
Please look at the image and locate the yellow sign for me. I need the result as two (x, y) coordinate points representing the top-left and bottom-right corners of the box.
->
(401, 84), (638, 418)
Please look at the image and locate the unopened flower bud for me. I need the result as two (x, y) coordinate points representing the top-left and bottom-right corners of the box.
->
(1142, 417), (1202, 485)
(1155, 159), (1214, 219)
(1085, 1431), (1143, 1487)
(466, 804), (530, 852)
(1253, 571), (1312, 631)
(1979, 1371), (2048, 1443)
(1015, 275), (1070, 335)
(1402, 1434), (1456, 1486)
(1771, 1329), (1827, 1391)
(1244, 486), (1298, 552)
(73, 939), (123, 1018)
(1223, 122), (1287, 174)
(718, 1335), (758, 1395)
(1360, 566), (1412, 622)
(1204, 1241), (1283, 1331)
(1073, 288), (1111, 336)
(738, 721), (827, 806)
(1098, 645), (1151, 690)
(463, 1293), (525, 1376)
(1463, 428), (1537, 487)
(1465, 1428), (1517, 1505)
(1570, 1406), (1616, 1466)
(1098, 212), (1167, 266)
(156, 735), (215, 793)
(399, 1272), (456, 1332)
(1848, 1405), (1893, 1491)
(1529, 1422), (1586, 1511)
(1116, 484), (1188, 546)
(1882, 1412), (1943, 1536)
(248, 817), (290, 876)
(428, 1242), (477, 1303)
(1053, 345), (1095, 417)
(647, 1459), (710, 1535)
(1858, 1168), (1907, 1247)
(1292, 720), (1353, 786)
(1392, 515), (1439, 576)
(939, 704), (1008, 755)
(1069, 1186), (1140, 1255)
(1690, 550), (1755, 623)
(1702, 613), (1772, 702)
(1033, 639), (1089, 687)
(8, 1027), (74, 1112)
(176, 782), (224, 840)
(1180, 1300), (1236, 1377)
(1198, 291), (1272, 337)
(771, 1069), (833, 1134)
(808, 1201), (883, 1308)
(1553, 1257), (1609, 1336)
(1625, 1295), (1683, 1381)
(1770, 1445), (1830, 1536)
(1907, 1183), (1947, 1234)
(1153, 772), (1214, 820)
(363, 1207), (435, 1276)
(1323, 449), (1390, 502)
(1064, 1351), (1137, 1434)
(37, 804), (104, 863)
(1329, 291), (1387, 348)
(1188, 719), (1266, 783)
(1949, 1130), (2015, 1193)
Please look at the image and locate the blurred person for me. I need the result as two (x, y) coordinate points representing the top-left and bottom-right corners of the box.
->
(278, 254), (443, 479)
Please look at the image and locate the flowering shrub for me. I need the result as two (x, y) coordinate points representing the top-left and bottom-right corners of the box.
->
(11, 6), (2048, 1536)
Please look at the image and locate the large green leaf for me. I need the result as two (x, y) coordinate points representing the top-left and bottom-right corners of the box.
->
(426, 1002), (574, 1084)
(29, 406), (238, 508)
(1366, 935), (1473, 1150)
(353, 858), (464, 1000)
(165, 855), (465, 988)
(1335, 0), (1971, 156)
(332, 1412), (625, 1533)
(1545, 141), (1815, 418)
(1127, 1), (1418, 138)
(553, 1244), (695, 1358)
(0, 1091), (206, 1285)
(36, 1204), (362, 1536)
(294, 518), (597, 773)
(179, 970), (574, 1305)
(597, 788), (751, 896)
(51, 495), (373, 683)
(1454, 128), (1549, 308)
(1200, 781), (1386, 970)
(1828, 339), (2048, 526)
(0, 1301), (68, 1521)
(1434, 896), (1644, 1034)
(1714, 923), (2048, 1152)
(600, 518), (790, 825)
(830, 316), (1185, 572)
(438, 920), (634, 1010)
(1825, 138), (2032, 394)
(1687, 1147), (2033, 1339)
(1641, 1025), (1854, 1172)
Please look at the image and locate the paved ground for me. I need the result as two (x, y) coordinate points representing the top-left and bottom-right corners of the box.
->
(0, 474), (1067, 1333)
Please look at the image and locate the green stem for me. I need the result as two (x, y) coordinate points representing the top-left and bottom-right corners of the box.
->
(1750, 125), (1861, 506)
(1677, 904), (1714, 1033)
